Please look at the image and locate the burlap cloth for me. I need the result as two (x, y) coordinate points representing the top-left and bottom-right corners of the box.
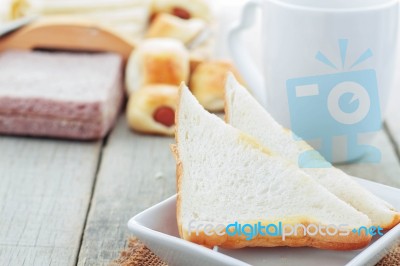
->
(111, 237), (400, 266)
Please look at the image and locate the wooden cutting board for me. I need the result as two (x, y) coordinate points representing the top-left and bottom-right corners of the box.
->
(0, 17), (136, 63)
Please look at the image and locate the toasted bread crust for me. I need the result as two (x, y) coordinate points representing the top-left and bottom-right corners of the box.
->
(223, 84), (231, 124)
(173, 85), (185, 239)
(171, 143), (183, 238)
(382, 212), (400, 230)
(181, 227), (371, 250)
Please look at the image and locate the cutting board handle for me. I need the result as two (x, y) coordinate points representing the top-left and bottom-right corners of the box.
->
(0, 17), (136, 63)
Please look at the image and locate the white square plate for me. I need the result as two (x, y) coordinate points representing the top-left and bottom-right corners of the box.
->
(128, 177), (400, 266)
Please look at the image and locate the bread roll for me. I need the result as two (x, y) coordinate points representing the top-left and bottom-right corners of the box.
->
(188, 28), (215, 71)
(190, 60), (244, 112)
(126, 85), (178, 136)
(151, 0), (212, 22)
(32, 0), (148, 14)
(125, 38), (189, 95)
(9, 0), (29, 20)
(27, 0), (151, 38)
(146, 13), (206, 45)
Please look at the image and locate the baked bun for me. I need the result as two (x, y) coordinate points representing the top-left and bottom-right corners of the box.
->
(151, 0), (212, 21)
(126, 85), (178, 136)
(125, 38), (189, 95)
(190, 60), (244, 112)
(10, 0), (30, 20)
(146, 13), (206, 45)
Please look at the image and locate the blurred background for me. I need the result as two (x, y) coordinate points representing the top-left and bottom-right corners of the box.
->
(0, 0), (262, 66)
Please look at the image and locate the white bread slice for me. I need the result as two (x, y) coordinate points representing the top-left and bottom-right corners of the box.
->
(172, 84), (371, 250)
(225, 74), (400, 230)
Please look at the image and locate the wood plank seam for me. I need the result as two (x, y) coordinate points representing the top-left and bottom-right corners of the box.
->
(384, 122), (400, 163)
(74, 139), (107, 266)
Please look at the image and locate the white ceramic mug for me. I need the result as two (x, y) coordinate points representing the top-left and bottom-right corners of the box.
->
(229, 0), (399, 163)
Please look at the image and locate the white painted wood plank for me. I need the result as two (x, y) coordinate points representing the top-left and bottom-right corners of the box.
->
(336, 130), (400, 188)
(78, 116), (400, 265)
(77, 116), (176, 266)
(385, 81), (400, 160)
(0, 136), (101, 266)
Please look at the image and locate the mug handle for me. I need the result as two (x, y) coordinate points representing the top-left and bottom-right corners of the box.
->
(228, 0), (266, 106)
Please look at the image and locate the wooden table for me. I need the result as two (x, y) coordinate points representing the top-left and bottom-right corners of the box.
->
(0, 103), (398, 266)
(0, 89), (399, 265)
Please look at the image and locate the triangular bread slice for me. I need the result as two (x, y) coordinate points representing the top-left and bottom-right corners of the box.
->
(225, 74), (400, 230)
(172, 84), (371, 250)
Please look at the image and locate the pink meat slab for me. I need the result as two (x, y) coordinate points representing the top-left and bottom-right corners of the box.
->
(0, 50), (124, 140)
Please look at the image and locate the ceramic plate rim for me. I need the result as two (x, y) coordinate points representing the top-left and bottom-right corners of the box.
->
(128, 177), (400, 266)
